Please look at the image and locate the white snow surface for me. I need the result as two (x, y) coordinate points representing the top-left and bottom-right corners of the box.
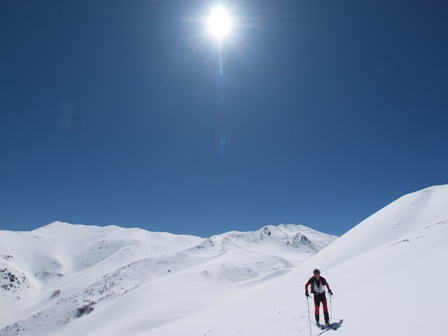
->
(1, 184), (448, 336)
(0, 222), (334, 336)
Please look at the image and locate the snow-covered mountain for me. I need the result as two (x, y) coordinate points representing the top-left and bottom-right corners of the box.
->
(2, 184), (447, 336)
(0, 223), (335, 336)
(297, 184), (448, 336)
(141, 184), (448, 336)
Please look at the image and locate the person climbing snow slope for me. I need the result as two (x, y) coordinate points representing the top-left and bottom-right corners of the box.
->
(305, 269), (333, 327)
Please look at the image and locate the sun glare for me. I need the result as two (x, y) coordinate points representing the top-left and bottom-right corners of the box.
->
(207, 6), (233, 40)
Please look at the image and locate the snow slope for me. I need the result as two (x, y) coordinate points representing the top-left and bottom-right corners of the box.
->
(299, 184), (448, 335)
(1, 184), (447, 336)
(0, 223), (335, 336)
(139, 185), (448, 336)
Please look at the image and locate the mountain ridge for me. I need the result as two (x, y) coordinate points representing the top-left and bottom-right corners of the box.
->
(0, 223), (336, 335)
(2, 185), (447, 336)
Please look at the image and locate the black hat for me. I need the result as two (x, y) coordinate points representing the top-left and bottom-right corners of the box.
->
(313, 269), (320, 275)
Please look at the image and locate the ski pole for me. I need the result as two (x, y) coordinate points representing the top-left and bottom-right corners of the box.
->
(306, 296), (312, 336)
(329, 294), (332, 320)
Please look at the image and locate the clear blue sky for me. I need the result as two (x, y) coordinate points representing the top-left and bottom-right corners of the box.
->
(1, 0), (447, 237)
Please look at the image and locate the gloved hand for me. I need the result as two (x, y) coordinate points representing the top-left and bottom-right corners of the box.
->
(328, 290), (333, 296)
(305, 291), (311, 298)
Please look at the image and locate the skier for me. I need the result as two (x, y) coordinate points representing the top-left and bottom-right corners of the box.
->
(305, 269), (333, 328)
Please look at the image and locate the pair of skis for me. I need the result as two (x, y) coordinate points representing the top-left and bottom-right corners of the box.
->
(317, 323), (336, 331)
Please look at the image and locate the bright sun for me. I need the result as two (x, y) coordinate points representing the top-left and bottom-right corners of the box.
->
(207, 6), (233, 39)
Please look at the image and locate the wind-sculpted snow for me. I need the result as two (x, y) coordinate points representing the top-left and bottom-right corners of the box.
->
(301, 185), (448, 271)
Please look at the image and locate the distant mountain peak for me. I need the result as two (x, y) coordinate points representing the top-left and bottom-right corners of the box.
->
(0, 222), (336, 336)
(2, 185), (447, 336)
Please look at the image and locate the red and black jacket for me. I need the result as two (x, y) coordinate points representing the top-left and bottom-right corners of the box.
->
(305, 276), (331, 294)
